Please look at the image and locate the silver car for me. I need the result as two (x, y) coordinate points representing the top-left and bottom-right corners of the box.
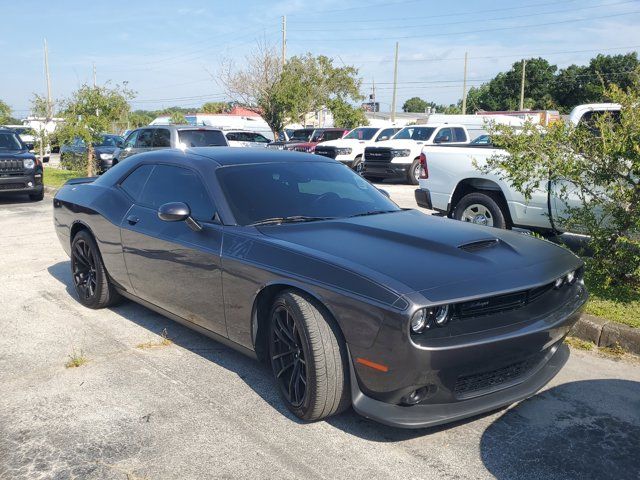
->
(114, 125), (228, 163)
(224, 130), (271, 148)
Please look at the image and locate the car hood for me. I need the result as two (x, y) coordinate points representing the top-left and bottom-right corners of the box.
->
(371, 139), (421, 149)
(94, 146), (117, 154)
(320, 139), (367, 148)
(0, 150), (35, 160)
(259, 210), (581, 302)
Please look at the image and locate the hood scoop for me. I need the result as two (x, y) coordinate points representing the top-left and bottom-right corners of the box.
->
(458, 238), (500, 253)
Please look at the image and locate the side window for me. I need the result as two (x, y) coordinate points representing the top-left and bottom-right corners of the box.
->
(124, 131), (139, 149)
(226, 132), (239, 142)
(135, 129), (154, 148)
(323, 130), (344, 141)
(120, 164), (154, 201)
(453, 128), (467, 142)
(251, 133), (270, 143)
(434, 128), (452, 143)
(376, 128), (396, 142)
(153, 129), (171, 147)
(139, 165), (215, 220)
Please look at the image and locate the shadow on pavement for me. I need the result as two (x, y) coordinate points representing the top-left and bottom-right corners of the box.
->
(480, 379), (640, 480)
(0, 193), (41, 205)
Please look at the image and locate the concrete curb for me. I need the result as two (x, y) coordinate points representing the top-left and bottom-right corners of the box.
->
(44, 185), (58, 195)
(570, 313), (640, 355)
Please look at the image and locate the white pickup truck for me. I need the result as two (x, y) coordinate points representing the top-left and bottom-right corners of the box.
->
(313, 126), (401, 170)
(361, 123), (471, 185)
(414, 103), (621, 232)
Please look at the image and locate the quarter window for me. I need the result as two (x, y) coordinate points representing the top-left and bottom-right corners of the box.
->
(120, 164), (154, 201)
(139, 165), (215, 220)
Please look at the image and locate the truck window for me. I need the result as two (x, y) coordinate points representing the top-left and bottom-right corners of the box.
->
(434, 128), (452, 143)
(453, 128), (467, 142)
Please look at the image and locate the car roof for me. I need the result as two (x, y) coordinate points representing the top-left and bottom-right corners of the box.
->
(138, 125), (223, 132)
(187, 147), (337, 166)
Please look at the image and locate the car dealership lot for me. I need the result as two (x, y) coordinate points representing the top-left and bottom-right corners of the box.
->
(1, 192), (639, 480)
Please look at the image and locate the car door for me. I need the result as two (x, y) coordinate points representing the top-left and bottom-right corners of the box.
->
(119, 163), (227, 336)
(133, 128), (155, 156)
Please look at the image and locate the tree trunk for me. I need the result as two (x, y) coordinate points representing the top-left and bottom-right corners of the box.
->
(87, 143), (95, 177)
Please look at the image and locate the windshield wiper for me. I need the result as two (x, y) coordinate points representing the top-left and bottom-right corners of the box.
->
(248, 215), (336, 227)
(347, 209), (399, 218)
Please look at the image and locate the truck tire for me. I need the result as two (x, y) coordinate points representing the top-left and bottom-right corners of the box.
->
(407, 158), (420, 185)
(269, 290), (350, 422)
(453, 192), (507, 229)
(351, 155), (362, 170)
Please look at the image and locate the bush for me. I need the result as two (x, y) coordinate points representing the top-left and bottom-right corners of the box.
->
(484, 79), (640, 285)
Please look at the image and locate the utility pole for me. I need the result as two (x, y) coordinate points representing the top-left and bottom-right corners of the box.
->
(44, 38), (52, 119)
(281, 16), (287, 66)
(519, 59), (526, 111)
(93, 62), (97, 87)
(391, 41), (399, 123)
(462, 51), (468, 115)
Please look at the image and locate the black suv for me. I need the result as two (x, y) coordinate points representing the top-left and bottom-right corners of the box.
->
(0, 127), (44, 201)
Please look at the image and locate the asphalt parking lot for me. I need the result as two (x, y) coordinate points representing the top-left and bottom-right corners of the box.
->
(1, 190), (639, 480)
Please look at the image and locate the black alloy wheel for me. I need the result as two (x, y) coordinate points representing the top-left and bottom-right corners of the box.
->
(70, 230), (121, 309)
(72, 237), (98, 301)
(271, 304), (307, 407)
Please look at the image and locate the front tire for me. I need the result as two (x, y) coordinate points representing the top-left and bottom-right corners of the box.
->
(70, 230), (121, 309)
(351, 155), (362, 170)
(453, 192), (507, 229)
(269, 290), (350, 422)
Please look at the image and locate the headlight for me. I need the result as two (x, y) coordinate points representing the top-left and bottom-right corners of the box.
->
(99, 153), (113, 160)
(390, 149), (411, 157)
(23, 158), (35, 169)
(336, 147), (352, 155)
(566, 270), (576, 284)
(410, 304), (452, 334)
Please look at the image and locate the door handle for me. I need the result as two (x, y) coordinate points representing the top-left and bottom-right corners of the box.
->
(126, 215), (139, 225)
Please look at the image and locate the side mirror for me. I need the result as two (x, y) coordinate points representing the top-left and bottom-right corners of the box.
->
(378, 188), (390, 198)
(158, 202), (190, 222)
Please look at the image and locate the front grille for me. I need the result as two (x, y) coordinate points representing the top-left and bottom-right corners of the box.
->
(454, 352), (545, 398)
(0, 182), (26, 190)
(0, 158), (24, 175)
(292, 146), (312, 153)
(364, 147), (392, 164)
(454, 281), (555, 319)
(314, 146), (337, 159)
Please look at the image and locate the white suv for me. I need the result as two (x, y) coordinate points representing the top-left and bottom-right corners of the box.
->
(361, 123), (470, 184)
(313, 126), (400, 170)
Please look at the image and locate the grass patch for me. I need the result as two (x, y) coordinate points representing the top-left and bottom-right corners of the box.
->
(65, 349), (88, 368)
(44, 167), (84, 188)
(564, 336), (595, 351)
(136, 328), (172, 350)
(584, 274), (640, 328)
(599, 342), (626, 358)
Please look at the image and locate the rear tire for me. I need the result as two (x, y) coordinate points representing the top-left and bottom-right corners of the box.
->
(70, 230), (121, 309)
(269, 290), (350, 422)
(407, 158), (420, 185)
(453, 192), (507, 229)
(351, 155), (362, 170)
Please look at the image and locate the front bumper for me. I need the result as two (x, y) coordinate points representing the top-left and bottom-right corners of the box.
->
(348, 281), (587, 428)
(0, 172), (43, 194)
(361, 161), (409, 179)
(351, 342), (569, 429)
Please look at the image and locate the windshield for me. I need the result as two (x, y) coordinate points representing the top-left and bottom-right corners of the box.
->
(96, 135), (123, 147)
(289, 129), (314, 142)
(393, 127), (435, 141)
(178, 129), (227, 147)
(0, 132), (23, 150)
(217, 162), (400, 226)
(343, 127), (379, 141)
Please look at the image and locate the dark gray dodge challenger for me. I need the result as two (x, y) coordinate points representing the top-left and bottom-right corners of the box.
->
(53, 147), (588, 428)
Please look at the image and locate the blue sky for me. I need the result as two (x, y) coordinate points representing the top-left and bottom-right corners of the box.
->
(2, 0), (640, 117)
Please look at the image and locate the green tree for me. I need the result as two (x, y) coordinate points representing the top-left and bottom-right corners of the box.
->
(128, 110), (155, 128)
(0, 99), (20, 124)
(327, 98), (368, 129)
(201, 102), (229, 114)
(402, 97), (434, 113)
(57, 82), (133, 176)
(279, 54), (364, 126)
(169, 111), (187, 124)
(484, 78), (640, 284)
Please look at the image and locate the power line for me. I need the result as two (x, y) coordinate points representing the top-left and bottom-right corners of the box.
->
(288, 0), (633, 32)
(292, 10), (640, 42)
(289, 0), (579, 23)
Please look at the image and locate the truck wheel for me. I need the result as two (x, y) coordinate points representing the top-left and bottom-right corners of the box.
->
(453, 192), (507, 229)
(407, 158), (420, 185)
(269, 290), (350, 422)
(351, 155), (362, 170)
